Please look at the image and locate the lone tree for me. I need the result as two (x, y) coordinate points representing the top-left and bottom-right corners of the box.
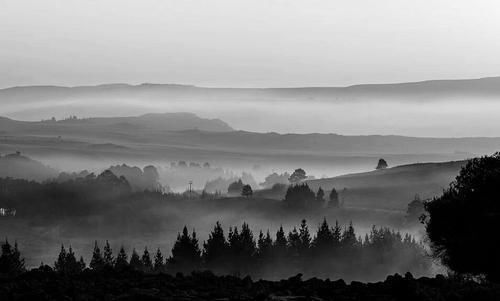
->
(288, 168), (307, 184)
(376, 158), (388, 170)
(241, 184), (253, 198)
(424, 153), (500, 281)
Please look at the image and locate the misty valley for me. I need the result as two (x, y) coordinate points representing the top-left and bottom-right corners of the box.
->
(2, 109), (500, 300)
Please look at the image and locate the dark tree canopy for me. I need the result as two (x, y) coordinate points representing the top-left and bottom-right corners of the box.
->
(329, 188), (340, 208)
(227, 179), (244, 195)
(376, 158), (388, 170)
(284, 184), (316, 208)
(288, 168), (307, 184)
(89, 241), (104, 271)
(169, 226), (201, 272)
(0, 240), (25, 276)
(316, 187), (325, 206)
(241, 184), (253, 198)
(424, 153), (500, 281)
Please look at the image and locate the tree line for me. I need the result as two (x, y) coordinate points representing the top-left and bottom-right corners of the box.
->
(1, 219), (429, 280)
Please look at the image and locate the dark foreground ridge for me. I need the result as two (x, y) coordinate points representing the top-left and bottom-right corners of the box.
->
(1, 269), (499, 301)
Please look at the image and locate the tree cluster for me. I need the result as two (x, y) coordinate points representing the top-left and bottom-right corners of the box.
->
(0, 240), (25, 276)
(33, 219), (428, 280)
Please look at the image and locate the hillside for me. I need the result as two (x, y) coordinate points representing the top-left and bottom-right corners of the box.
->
(307, 160), (467, 210)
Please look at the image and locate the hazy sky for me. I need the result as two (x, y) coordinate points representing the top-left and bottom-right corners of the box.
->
(1, 0), (500, 88)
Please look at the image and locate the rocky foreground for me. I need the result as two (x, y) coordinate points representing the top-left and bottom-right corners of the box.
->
(1, 268), (499, 301)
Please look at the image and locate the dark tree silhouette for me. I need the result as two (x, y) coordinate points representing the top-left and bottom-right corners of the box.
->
(315, 187), (325, 207)
(284, 183), (316, 208)
(227, 179), (244, 195)
(376, 158), (388, 170)
(142, 247), (153, 271)
(54, 245), (83, 274)
(169, 226), (201, 272)
(424, 153), (500, 281)
(115, 246), (128, 270)
(203, 221), (229, 270)
(329, 188), (339, 208)
(129, 249), (143, 271)
(406, 194), (425, 222)
(0, 240), (25, 276)
(312, 218), (334, 252)
(154, 248), (164, 272)
(90, 241), (105, 271)
(103, 240), (114, 268)
(274, 226), (288, 257)
(257, 230), (273, 259)
(228, 223), (256, 275)
(288, 168), (307, 184)
(241, 184), (253, 198)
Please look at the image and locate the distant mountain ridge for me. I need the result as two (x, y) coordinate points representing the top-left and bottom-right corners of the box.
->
(0, 112), (233, 133)
(2, 76), (500, 107)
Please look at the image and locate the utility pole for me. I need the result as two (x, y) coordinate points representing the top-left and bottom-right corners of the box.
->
(188, 181), (193, 199)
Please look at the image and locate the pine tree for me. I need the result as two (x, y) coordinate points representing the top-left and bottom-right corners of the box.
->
(78, 256), (86, 271)
(329, 188), (339, 208)
(115, 246), (129, 270)
(341, 221), (357, 249)
(274, 226), (288, 256)
(287, 227), (301, 257)
(103, 240), (114, 267)
(298, 219), (311, 255)
(316, 187), (325, 207)
(203, 221), (228, 266)
(54, 244), (81, 274)
(257, 230), (273, 258)
(154, 248), (164, 272)
(142, 247), (153, 271)
(129, 248), (143, 271)
(54, 244), (67, 273)
(313, 218), (334, 251)
(332, 220), (342, 247)
(89, 241), (104, 271)
(170, 226), (201, 272)
(66, 246), (80, 273)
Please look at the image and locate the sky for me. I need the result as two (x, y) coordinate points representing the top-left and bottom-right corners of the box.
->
(1, 0), (500, 88)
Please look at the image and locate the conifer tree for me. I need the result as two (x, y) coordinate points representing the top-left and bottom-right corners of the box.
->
(298, 219), (311, 255)
(103, 240), (114, 268)
(316, 187), (325, 207)
(257, 230), (273, 258)
(203, 221), (228, 266)
(341, 221), (357, 249)
(313, 218), (334, 251)
(329, 188), (339, 208)
(78, 256), (86, 271)
(54, 244), (67, 273)
(129, 248), (143, 271)
(142, 247), (153, 271)
(170, 226), (201, 272)
(287, 227), (301, 257)
(274, 226), (288, 256)
(154, 248), (164, 272)
(89, 241), (104, 271)
(65, 246), (80, 273)
(115, 246), (129, 270)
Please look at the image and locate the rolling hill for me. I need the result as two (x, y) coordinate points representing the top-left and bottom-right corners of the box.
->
(307, 160), (467, 210)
